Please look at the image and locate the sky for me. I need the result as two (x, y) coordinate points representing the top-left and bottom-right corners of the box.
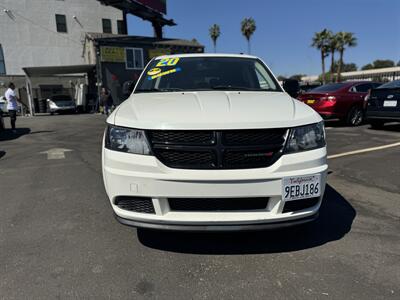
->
(127, 0), (400, 77)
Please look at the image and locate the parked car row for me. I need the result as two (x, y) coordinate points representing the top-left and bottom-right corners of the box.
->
(294, 80), (400, 127)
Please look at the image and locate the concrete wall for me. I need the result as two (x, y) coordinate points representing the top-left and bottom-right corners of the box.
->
(0, 0), (123, 75)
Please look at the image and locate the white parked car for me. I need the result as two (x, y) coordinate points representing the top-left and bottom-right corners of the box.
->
(0, 96), (7, 114)
(102, 54), (328, 231)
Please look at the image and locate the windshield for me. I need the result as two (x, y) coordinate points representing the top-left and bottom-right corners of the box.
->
(52, 95), (72, 102)
(310, 83), (346, 92)
(135, 56), (282, 93)
(377, 80), (400, 89)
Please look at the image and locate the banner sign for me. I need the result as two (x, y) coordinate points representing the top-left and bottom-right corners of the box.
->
(101, 47), (126, 63)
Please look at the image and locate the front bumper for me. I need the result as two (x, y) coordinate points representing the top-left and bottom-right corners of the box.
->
(49, 106), (76, 113)
(102, 147), (328, 231)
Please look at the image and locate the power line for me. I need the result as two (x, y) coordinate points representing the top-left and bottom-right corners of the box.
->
(0, 4), (82, 46)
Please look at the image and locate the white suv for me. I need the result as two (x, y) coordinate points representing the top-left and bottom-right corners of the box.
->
(102, 54), (327, 231)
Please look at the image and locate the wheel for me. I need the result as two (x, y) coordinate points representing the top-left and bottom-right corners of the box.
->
(346, 106), (364, 126)
(370, 120), (385, 129)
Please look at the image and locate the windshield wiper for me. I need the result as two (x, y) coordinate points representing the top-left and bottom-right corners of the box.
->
(210, 85), (275, 91)
(135, 87), (183, 93)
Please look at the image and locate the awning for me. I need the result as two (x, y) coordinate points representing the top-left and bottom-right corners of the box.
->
(23, 65), (95, 77)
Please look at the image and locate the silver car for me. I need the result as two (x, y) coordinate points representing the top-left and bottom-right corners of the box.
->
(47, 95), (76, 115)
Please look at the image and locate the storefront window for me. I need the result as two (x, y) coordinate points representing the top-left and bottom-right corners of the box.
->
(126, 48), (144, 70)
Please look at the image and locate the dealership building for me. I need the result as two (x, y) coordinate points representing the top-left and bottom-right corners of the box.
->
(0, 0), (202, 114)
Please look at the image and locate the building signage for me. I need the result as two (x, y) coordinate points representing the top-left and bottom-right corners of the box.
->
(101, 47), (126, 63)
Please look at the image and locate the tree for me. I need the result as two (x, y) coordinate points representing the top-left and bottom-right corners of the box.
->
(209, 24), (221, 53)
(241, 18), (256, 54)
(361, 59), (395, 70)
(331, 61), (358, 72)
(361, 63), (374, 70)
(335, 32), (357, 82)
(311, 29), (331, 84)
(328, 33), (339, 82)
(397, 61), (400, 67)
(372, 59), (395, 69)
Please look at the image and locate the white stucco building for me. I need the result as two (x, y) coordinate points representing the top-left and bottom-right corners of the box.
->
(0, 0), (124, 75)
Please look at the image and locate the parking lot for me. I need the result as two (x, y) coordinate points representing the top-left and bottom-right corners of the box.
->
(0, 114), (399, 299)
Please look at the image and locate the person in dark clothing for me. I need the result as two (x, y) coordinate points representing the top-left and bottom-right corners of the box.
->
(100, 87), (113, 116)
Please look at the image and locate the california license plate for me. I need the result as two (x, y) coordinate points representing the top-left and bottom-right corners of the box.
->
(306, 99), (315, 104)
(383, 100), (397, 107)
(282, 174), (321, 201)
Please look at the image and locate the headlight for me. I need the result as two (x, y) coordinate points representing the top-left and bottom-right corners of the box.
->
(105, 125), (151, 155)
(284, 122), (326, 153)
(48, 100), (57, 108)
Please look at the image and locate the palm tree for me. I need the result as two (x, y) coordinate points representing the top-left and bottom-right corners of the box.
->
(209, 24), (221, 53)
(336, 32), (357, 82)
(311, 29), (331, 84)
(241, 18), (256, 54)
(328, 33), (339, 82)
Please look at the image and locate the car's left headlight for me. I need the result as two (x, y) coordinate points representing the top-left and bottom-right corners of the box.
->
(48, 100), (58, 108)
(284, 122), (326, 153)
(105, 125), (151, 155)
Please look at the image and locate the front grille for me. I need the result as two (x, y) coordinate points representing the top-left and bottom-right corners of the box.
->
(114, 196), (155, 214)
(168, 197), (269, 212)
(147, 129), (288, 169)
(282, 197), (320, 213)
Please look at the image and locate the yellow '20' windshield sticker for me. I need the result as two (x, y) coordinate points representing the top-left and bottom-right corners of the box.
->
(147, 67), (182, 80)
(156, 57), (180, 67)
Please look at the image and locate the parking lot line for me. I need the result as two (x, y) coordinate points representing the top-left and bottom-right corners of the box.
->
(328, 141), (400, 159)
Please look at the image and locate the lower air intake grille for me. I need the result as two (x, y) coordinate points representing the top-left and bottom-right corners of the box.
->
(114, 196), (155, 214)
(168, 197), (269, 212)
(282, 197), (320, 213)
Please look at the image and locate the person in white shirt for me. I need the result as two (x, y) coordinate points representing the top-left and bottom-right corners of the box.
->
(5, 82), (19, 133)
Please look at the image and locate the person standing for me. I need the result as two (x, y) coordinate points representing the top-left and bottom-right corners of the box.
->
(100, 87), (113, 116)
(5, 82), (19, 133)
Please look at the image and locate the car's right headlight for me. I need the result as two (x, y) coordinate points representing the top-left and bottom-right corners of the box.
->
(284, 122), (326, 154)
(105, 125), (151, 155)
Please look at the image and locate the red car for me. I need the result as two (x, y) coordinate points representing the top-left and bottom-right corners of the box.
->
(297, 81), (381, 126)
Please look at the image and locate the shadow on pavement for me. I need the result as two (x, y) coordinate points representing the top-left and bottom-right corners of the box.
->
(0, 128), (31, 141)
(368, 123), (400, 132)
(137, 184), (356, 254)
(0, 150), (5, 159)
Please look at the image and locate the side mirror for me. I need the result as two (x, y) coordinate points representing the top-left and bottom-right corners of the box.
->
(283, 79), (300, 98)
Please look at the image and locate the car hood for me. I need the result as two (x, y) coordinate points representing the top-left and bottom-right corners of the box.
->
(111, 91), (321, 130)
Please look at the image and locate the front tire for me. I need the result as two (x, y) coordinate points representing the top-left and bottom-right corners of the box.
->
(346, 106), (364, 126)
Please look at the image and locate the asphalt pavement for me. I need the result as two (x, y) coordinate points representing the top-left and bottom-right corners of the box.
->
(0, 115), (399, 299)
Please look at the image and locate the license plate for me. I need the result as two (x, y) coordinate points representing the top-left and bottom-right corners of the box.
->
(282, 174), (321, 201)
(383, 100), (397, 107)
(306, 100), (315, 104)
